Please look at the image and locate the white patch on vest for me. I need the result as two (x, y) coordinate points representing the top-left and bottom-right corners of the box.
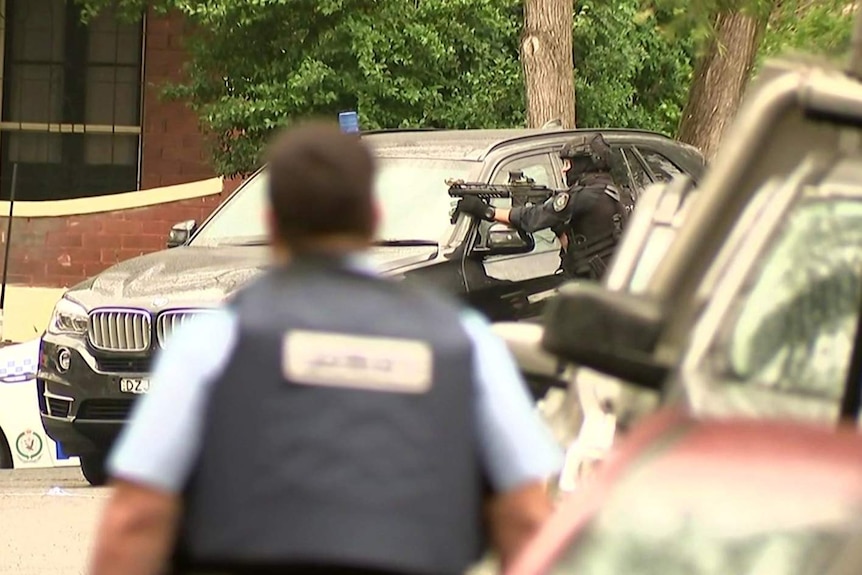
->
(553, 192), (569, 212)
(282, 330), (433, 394)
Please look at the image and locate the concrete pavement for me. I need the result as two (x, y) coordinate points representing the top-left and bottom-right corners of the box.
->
(0, 467), (500, 575)
(0, 467), (108, 575)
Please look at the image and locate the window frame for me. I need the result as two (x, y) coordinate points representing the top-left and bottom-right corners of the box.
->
(0, 0), (146, 200)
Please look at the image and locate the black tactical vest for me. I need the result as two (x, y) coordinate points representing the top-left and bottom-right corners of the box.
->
(171, 255), (486, 575)
(562, 173), (625, 280)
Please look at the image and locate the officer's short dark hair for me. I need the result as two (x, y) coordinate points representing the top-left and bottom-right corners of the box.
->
(265, 120), (376, 248)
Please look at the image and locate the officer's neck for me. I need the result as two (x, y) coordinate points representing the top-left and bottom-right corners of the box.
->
(271, 235), (371, 266)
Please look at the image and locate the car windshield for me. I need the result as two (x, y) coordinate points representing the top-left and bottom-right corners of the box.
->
(189, 157), (477, 247)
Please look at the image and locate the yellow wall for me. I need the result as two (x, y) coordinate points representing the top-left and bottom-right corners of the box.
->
(2, 286), (65, 343)
(0, 176), (224, 217)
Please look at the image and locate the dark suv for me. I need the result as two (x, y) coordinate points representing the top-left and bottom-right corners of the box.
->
(36, 127), (704, 485)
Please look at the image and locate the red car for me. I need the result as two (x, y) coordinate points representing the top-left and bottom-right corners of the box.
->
(509, 409), (862, 575)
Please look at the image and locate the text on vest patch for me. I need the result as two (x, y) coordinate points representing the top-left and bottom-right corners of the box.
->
(282, 330), (433, 393)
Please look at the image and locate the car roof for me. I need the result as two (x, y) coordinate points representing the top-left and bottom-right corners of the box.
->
(360, 127), (691, 162)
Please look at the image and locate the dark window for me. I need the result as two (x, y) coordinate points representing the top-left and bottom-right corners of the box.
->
(1, 0), (143, 201)
(619, 147), (652, 190)
(637, 147), (684, 182)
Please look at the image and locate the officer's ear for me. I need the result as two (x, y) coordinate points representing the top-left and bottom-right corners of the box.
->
(264, 205), (280, 243)
(370, 197), (382, 236)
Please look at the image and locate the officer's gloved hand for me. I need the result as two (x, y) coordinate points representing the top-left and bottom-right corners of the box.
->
(457, 196), (495, 221)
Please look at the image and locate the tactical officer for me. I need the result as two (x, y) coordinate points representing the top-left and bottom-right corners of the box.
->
(88, 121), (563, 575)
(457, 133), (631, 280)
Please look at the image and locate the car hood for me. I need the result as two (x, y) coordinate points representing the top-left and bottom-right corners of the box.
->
(66, 244), (439, 311)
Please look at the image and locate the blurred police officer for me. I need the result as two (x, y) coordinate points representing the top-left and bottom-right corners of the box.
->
(457, 133), (631, 281)
(88, 121), (563, 575)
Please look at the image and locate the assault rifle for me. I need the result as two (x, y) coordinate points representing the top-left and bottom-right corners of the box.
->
(447, 172), (558, 223)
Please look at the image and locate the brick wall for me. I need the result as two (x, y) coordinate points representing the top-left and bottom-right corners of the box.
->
(0, 192), (227, 288)
(140, 8), (214, 189)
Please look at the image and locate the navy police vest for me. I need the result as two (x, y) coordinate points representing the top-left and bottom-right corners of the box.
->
(172, 254), (486, 575)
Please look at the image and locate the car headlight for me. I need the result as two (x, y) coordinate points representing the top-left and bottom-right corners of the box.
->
(47, 297), (89, 335)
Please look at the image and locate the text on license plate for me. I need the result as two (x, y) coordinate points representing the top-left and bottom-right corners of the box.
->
(120, 378), (150, 394)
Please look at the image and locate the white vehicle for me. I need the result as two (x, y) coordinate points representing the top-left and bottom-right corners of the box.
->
(0, 339), (80, 470)
(500, 54), (862, 493)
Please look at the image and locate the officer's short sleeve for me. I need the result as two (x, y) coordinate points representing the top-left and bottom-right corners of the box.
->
(106, 309), (238, 493)
(460, 310), (564, 492)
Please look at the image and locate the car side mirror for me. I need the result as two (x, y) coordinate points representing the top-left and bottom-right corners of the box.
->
(540, 282), (671, 391)
(167, 219), (197, 248)
(484, 223), (535, 255)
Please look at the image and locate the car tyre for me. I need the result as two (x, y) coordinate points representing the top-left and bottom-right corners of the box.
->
(80, 453), (108, 486)
(0, 430), (12, 469)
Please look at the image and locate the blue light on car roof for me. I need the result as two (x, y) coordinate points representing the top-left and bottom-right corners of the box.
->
(339, 111), (359, 133)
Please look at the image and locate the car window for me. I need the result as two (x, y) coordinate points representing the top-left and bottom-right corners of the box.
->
(190, 157), (477, 247)
(489, 153), (560, 249)
(619, 147), (652, 191)
(715, 197), (862, 400)
(637, 147), (685, 182)
(490, 153), (557, 189)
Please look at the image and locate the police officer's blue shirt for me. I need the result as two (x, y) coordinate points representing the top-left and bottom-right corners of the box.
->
(108, 255), (565, 494)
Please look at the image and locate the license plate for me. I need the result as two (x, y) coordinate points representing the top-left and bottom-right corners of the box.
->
(119, 378), (150, 394)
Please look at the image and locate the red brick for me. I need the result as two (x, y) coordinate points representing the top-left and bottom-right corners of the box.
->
(160, 145), (191, 160)
(100, 248), (120, 264)
(103, 218), (143, 234)
(145, 9), (172, 35)
(117, 249), (146, 262)
(46, 231), (83, 248)
(153, 159), (183, 175)
(168, 34), (185, 50)
(64, 247), (103, 264)
(46, 260), (85, 278)
(141, 219), (172, 235)
(147, 30), (169, 50)
(66, 217), (104, 234)
(10, 259), (46, 276)
(43, 275), (80, 288)
(120, 234), (163, 250)
(6, 274), (32, 285)
(81, 233), (106, 248)
(85, 263), (110, 277)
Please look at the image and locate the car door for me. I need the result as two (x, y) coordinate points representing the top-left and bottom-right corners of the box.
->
(462, 150), (567, 321)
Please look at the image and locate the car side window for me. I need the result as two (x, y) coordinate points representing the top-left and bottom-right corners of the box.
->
(488, 153), (559, 249)
(637, 147), (684, 182)
(713, 197), (862, 400)
(619, 147), (652, 190)
(491, 154), (557, 189)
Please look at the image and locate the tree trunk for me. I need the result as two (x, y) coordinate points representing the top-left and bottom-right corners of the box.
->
(520, 0), (576, 128)
(677, 10), (768, 159)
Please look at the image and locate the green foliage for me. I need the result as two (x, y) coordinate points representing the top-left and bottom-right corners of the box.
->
(573, 0), (694, 135)
(758, 0), (855, 65)
(74, 0), (859, 177)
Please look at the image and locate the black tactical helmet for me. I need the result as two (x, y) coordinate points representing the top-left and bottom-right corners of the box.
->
(559, 133), (611, 170)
